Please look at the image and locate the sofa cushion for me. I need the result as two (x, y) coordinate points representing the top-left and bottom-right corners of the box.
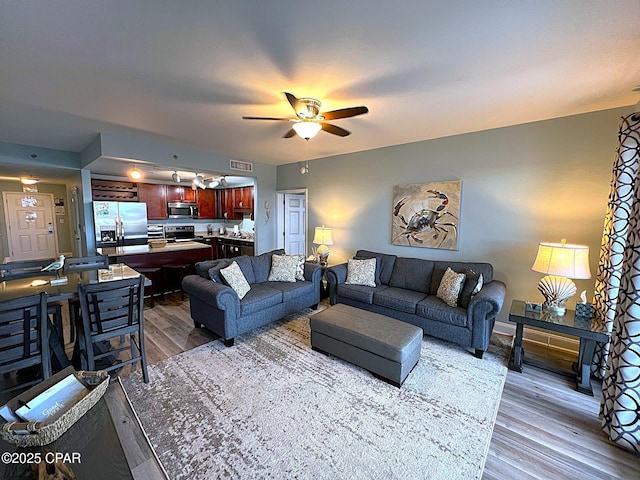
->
(388, 257), (434, 294)
(346, 258), (377, 287)
(437, 267), (466, 307)
(269, 280), (316, 302)
(459, 270), (484, 309)
(208, 259), (233, 283)
(355, 250), (397, 285)
(240, 283), (283, 316)
(373, 287), (427, 314)
(235, 255), (256, 284)
(416, 296), (468, 327)
(268, 254), (299, 282)
(220, 261), (251, 300)
(430, 261), (494, 294)
(337, 284), (388, 304)
(251, 249), (286, 283)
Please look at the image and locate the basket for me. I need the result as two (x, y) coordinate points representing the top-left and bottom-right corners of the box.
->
(148, 239), (167, 249)
(0, 370), (109, 447)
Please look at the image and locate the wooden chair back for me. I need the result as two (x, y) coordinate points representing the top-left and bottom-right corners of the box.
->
(63, 255), (108, 273)
(0, 259), (55, 280)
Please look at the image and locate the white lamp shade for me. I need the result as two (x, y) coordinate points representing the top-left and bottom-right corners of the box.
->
(313, 226), (334, 246)
(531, 242), (591, 279)
(293, 121), (322, 139)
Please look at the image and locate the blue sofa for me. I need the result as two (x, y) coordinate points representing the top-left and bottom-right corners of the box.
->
(326, 250), (506, 358)
(182, 249), (322, 346)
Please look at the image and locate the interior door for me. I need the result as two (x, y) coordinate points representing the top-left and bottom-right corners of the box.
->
(3, 192), (59, 261)
(283, 193), (306, 255)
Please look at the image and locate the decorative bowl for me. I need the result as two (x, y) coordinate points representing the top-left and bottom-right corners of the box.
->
(149, 239), (167, 249)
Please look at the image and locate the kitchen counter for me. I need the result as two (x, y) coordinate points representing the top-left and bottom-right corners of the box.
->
(98, 241), (211, 257)
(195, 232), (254, 243)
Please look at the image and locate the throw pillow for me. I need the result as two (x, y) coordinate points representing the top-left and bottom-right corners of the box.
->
(294, 255), (305, 281)
(345, 258), (377, 287)
(268, 254), (298, 282)
(220, 261), (251, 299)
(458, 269), (483, 309)
(208, 259), (233, 283)
(354, 255), (381, 285)
(437, 267), (466, 307)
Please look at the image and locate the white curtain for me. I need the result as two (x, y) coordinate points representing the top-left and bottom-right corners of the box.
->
(595, 112), (640, 453)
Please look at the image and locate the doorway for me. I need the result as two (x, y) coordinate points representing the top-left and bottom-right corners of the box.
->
(2, 192), (59, 261)
(276, 189), (308, 256)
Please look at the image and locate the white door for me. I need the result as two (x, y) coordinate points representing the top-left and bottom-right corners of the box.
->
(284, 193), (306, 255)
(3, 192), (59, 261)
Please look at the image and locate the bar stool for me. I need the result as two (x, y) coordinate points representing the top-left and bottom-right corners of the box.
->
(135, 267), (164, 308)
(161, 263), (192, 301)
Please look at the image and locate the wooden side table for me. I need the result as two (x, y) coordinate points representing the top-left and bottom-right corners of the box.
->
(508, 299), (609, 396)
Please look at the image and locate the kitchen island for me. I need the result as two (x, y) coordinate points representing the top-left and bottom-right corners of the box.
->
(98, 241), (213, 268)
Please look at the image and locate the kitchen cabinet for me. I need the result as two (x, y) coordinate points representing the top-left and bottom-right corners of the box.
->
(197, 188), (217, 219)
(233, 186), (254, 213)
(91, 179), (139, 202)
(216, 189), (235, 220)
(196, 237), (217, 259)
(217, 238), (254, 258)
(167, 185), (196, 202)
(138, 183), (167, 220)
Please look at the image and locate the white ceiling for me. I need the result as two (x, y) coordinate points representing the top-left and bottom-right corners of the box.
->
(1, 1), (639, 173)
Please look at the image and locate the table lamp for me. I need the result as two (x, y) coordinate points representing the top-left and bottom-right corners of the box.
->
(313, 225), (334, 266)
(531, 239), (591, 315)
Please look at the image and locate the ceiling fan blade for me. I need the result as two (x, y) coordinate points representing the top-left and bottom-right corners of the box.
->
(283, 92), (305, 115)
(242, 116), (291, 121)
(321, 106), (369, 121)
(321, 123), (351, 137)
(282, 128), (297, 138)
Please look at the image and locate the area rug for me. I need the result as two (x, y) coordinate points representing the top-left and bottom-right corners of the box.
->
(121, 309), (508, 480)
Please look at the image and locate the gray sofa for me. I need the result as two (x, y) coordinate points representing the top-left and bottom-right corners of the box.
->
(182, 249), (322, 346)
(326, 250), (506, 358)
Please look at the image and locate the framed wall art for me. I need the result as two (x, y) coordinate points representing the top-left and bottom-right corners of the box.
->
(391, 180), (461, 250)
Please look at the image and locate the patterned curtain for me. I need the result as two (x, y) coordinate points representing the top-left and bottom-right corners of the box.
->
(596, 112), (640, 453)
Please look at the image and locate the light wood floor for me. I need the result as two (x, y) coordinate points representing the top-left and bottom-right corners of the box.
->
(117, 295), (640, 479)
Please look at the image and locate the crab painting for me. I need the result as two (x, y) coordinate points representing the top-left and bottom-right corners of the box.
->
(391, 181), (461, 250)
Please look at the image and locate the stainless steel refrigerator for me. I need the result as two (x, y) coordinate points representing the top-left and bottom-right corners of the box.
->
(93, 201), (148, 247)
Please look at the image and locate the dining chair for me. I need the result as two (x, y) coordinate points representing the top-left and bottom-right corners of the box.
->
(76, 275), (149, 383)
(0, 292), (51, 396)
(0, 258), (65, 350)
(63, 255), (110, 343)
(0, 258), (55, 280)
(63, 255), (109, 273)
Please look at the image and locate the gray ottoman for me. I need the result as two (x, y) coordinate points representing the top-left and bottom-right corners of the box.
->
(310, 304), (423, 387)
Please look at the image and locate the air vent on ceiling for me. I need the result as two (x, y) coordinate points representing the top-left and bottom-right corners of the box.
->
(230, 159), (253, 172)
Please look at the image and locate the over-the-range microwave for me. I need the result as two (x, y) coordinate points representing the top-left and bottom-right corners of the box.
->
(167, 202), (199, 219)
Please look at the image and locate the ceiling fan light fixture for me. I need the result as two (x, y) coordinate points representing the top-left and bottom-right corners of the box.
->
(20, 177), (39, 185)
(172, 171), (181, 183)
(293, 121), (322, 140)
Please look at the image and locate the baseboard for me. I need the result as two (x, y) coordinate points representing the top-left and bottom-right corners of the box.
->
(494, 321), (579, 354)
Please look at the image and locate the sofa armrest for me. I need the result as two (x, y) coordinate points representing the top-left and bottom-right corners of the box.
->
(182, 275), (240, 314)
(326, 263), (348, 304)
(304, 262), (323, 285)
(467, 280), (506, 353)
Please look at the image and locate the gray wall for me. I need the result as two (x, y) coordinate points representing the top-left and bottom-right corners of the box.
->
(277, 106), (634, 324)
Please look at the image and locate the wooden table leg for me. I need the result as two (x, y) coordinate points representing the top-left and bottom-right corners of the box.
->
(509, 323), (525, 373)
(575, 338), (596, 396)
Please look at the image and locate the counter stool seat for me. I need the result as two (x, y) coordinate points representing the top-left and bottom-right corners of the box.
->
(135, 267), (164, 308)
(161, 264), (192, 301)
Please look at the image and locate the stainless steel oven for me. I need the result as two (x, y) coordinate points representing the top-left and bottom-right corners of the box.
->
(167, 202), (198, 219)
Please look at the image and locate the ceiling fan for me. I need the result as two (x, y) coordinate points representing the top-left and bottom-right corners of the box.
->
(242, 92), (368, 139)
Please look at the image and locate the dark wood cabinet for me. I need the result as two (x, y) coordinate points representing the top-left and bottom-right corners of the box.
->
(197, 188), (217, 219)
(216, 189), (235, 220)
(138, 183), (167, 220)
(91, 179), (139, 202)
(233, 186), (254, 213)
(167, 186), (196, 202)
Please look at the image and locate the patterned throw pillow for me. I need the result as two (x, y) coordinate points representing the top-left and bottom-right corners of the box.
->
(345, 258), (377, 287)
(458, 269), (484, 309)
(268, 254), (298, 282)
(220, 261), (251, 299)
(294, 255), (305, 281)
(437, 267), (466, 307)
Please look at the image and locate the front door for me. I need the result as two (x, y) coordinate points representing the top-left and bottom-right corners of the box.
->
(2, 192), (58, 261)
(283, 193), (306, 255)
